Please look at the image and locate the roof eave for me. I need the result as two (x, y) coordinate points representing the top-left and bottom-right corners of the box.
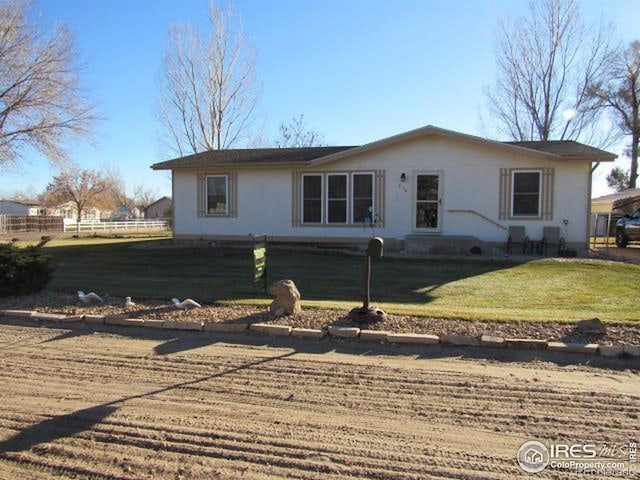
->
(561, 155), (617, 162)
(151, 161), (312, 171)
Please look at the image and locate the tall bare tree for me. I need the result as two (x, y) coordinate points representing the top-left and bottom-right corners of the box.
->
(0, 1), (96, 169)
(133, 185), (158, 210)
(589, 41), (640, 188)
(274, 114), (325, 148)
(104, 167), (132, 210)
(484, 0), (612, 144)
(157, 1), (260, 156)
(1, 186), (38, 203)
(43, 167), (114, 234)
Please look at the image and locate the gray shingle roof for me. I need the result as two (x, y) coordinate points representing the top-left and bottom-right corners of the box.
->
(151, 137), (615, 170)
(504, 140), (616, 159)
(151, 146), (356, 170)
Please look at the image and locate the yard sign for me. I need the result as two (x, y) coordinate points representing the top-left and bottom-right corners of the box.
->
(252, 234), (267, 293)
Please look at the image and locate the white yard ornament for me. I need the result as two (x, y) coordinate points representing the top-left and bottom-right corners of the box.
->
(77, 290), (104, 304)
(171, 298), (202, 309)
(125, 297), (136, 308)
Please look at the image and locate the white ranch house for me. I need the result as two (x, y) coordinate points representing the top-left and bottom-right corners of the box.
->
(0, 199), (101, 221)
(152, 125), (616, 253)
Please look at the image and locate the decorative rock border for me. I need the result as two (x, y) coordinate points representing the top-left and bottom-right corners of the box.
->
(249, 323), (291, 336)
(479, 335), (506, 348)
(441, 334), (479, 346)
(359, 330), (389, 342)
(0, 309), (638, 359)
(291, 328), (326, 339)
(328, 326), (360, 338)
(386, 333), (439, 345)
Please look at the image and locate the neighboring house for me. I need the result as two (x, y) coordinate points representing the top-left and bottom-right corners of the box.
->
(0, 200), (45, 216)
(53, 201), (101, 222)
(109, 206), (142, 222)
(151, 125), (616, 253)
(144, 196), (172, 219)
(0, 199), (101, 221)
(591, 188), (640, 214)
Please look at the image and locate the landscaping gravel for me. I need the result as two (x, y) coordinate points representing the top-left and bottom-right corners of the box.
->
(1, 290), (639, 345)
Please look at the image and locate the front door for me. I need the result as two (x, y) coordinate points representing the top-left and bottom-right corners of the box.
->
(414, 173), (441, 231)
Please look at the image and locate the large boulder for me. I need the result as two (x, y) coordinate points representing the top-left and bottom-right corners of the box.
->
(576, 318), (607, 335)
(268, 279), (301, 317)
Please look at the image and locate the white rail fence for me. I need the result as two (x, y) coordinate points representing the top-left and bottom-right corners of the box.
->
(63, 219), (170, 233)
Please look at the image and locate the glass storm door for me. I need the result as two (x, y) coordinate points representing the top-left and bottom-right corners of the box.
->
(415, 173), (441, 231)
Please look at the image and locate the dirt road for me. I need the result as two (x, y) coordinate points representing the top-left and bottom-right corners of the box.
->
(0, 321), (638, 479)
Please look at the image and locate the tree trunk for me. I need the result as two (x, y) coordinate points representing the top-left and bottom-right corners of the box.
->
(76, 204), (82, 237)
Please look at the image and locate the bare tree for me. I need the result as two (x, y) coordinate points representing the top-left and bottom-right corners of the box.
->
(0, 1), (96, 169)
(1, 186), (39, 203)
(133, 185), (158, 210)
(43, 167), (114, 234)
(104, 167), (133, 210)
(105, 168), (158, 217)
(484, 0), (613, 144)
(589, 41), (640, 188)
(274, 114), (325, 148)
(157, 1), (260, 156)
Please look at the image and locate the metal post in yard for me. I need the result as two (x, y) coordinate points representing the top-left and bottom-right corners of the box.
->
(264, 236), (268, 292)
(605, 212), (611, 250)
(362, 254), (371, 309)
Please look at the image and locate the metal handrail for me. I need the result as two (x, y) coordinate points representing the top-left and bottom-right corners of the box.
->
(446, 209), (508, 231)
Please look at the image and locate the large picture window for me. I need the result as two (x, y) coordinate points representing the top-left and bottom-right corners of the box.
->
(352, 173), (374, 223)
(206, 175), (228, 215)
(302, 174), (322, 223)
(512, 170), (541, 216)
(293, 170), (383, 227)
(327, 174), (347, 223)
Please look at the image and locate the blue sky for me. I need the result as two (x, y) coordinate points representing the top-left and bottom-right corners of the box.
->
(0, 0), (637, 199)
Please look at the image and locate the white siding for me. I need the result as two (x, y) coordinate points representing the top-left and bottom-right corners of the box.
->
(173, 135), (591, 245)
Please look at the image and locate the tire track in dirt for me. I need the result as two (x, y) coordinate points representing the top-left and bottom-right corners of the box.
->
(0, 323), (637, 479)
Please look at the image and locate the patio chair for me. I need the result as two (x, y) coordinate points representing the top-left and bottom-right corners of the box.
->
(506, 226), (528, 255)
(542, 226), (566, 256)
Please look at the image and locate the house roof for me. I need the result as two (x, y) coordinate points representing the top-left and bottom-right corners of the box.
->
(144, 196), (172, 211)
(592, 188), (640, 205)
(0, 199), (41, 207)
(504, 140), (615, 159)
(151, 125), (617, 170)
(151, 146), (355, 170)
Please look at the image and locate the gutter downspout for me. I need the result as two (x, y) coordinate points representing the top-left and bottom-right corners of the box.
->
(587, 162), (599, 250)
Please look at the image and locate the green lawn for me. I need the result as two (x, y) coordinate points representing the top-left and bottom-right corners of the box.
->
(30, 237), (640, 323)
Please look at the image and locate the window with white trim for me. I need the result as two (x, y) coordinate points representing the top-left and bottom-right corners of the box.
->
(512, 170), (541, 216)
(206, 175), (228, 215)
(327, 174), (347, 223)
(352, 173), (374, 223)
(302, 174), (322, 223)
